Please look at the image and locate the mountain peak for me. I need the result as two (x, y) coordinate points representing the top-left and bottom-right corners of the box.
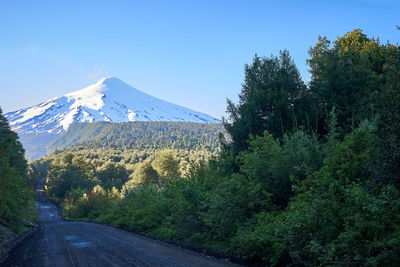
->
(66, 76), (133, 101)
(5, 77), (220, 135)
(97, 76), (122, 84)
(5, 78), (221, 159)
(95, 76), (133, 94)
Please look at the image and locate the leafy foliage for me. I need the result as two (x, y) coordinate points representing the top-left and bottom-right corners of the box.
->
(46, 153), (97, 200)
(124, 161), (159, 190)
(96, 162), (130, 190)
(0, 107), (37, 237)
(308, 29), (395, 136)
(152, 151), (181, 184)
(224, 51), (315, 153)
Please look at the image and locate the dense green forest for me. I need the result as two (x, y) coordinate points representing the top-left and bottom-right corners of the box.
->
(47, 121), (225, 153)
(29, 122), (224, 202)
(29, 29), (400, 265)
(0, 108), (37, 254)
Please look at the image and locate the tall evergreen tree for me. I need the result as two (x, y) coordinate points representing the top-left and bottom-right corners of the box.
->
(0, 107), (33, 228)
(224, 50), (313, 153)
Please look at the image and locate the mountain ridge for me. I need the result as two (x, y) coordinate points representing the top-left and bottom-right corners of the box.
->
(4, 77), (221, 159)
(6, 77), (220, 135)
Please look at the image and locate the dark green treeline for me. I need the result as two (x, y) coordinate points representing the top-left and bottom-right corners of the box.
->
(0, 108), (37, 250)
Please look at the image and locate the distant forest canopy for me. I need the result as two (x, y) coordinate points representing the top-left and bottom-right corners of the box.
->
(47, 121), (226, 154)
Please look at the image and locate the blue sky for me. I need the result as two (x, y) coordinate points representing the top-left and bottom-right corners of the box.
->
(1, 0), (399, 119)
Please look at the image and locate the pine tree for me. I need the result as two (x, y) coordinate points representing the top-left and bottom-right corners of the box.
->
(224, 51), (313, 153)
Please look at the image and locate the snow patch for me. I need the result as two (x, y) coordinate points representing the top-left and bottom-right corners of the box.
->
(127, 109), (136, 121)
(5, 76), (221, 136)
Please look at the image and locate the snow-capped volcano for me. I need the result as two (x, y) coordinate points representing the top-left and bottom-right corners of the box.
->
(4, 77), (220, 159)
(6, 77), (220, 135)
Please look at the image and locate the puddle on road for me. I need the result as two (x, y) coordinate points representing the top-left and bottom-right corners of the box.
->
(71, 241), (93, 248)
(40, 205), (53, 209)
(66, 235), (93, 248)
(65, 235), (77, 240)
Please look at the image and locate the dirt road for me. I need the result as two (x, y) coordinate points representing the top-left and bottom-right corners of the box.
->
(2, 179), (239, 267)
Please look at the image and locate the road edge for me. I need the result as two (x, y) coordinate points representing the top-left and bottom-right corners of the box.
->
(0, 224), (39, 264)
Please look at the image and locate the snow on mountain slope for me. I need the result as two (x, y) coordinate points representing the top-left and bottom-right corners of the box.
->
(5, 77), (221, 136)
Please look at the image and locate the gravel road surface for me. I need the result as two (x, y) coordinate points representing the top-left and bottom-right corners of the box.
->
(2, 178), (239, 267)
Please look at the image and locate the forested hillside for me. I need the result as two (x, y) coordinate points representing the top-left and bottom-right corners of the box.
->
(32, 29), (400, 266)
(47, 121), (225, 153)
(0, 108), (37, 255)
(28, 121), (226, 197)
